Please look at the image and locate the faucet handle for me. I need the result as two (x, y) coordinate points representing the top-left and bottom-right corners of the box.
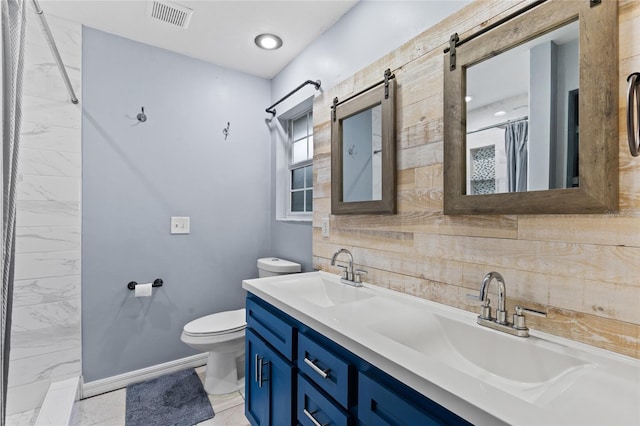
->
(335, 264), (349, 279)
(514, 306), (547, 317)
(513, 306), (547, 331)
(466, 294), (492, 320)
(466, 293), (490, 306)
(354, 269), (368, 284)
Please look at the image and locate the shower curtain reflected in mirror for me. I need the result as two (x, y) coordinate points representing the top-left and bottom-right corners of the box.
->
(505, 120), (528, 192)
(1, 1), (26, 425)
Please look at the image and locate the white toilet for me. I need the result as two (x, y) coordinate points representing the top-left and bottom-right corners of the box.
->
(181, 257), (301, 394)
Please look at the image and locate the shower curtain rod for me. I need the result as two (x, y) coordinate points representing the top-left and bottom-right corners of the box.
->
(30, 0), (79, 104)
(266, 79), (321, 117)
(467, 116), (528, 135)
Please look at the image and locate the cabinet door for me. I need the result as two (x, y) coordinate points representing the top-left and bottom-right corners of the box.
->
(358, 373), (468, 426)
(246, 328), (295, 426)
(246, 328), (269, 425)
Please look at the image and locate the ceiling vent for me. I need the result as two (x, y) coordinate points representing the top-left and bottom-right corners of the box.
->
(148, 1), (193, 29)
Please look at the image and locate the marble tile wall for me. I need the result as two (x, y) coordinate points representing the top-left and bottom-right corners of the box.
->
(7, 12), (82, 415)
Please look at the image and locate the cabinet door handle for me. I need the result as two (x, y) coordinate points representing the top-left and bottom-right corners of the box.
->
(304, 357), (330, 379)
(303, 409), (327, 426)
(254, 353), (260, 384)
(255, 356), (270, 389)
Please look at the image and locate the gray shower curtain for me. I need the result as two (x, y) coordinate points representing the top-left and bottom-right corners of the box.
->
(505, 120), (528, 192)
(1, 1), (26, 424)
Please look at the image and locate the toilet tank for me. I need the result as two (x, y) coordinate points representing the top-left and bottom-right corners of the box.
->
(257, 257), (301, 278)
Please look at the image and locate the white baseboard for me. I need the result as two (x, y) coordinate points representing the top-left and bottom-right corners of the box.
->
(81, 353), (208, 399)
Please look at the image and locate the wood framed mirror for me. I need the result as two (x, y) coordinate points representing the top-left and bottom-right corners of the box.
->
(443, 0), (618, 215)
(331, 71), (396, 214)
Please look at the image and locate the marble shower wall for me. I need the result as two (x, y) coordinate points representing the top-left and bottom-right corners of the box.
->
(7, 13), (82, 415)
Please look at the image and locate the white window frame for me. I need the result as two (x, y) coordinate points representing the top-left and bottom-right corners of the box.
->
(275, 98), (314, 222)
(286, 110), (313, 219)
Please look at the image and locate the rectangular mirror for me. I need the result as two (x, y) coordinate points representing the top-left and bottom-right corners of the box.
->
(466, 21), (579, 194)
(444, 0), (617, 215)
(332, 73), (396, 214)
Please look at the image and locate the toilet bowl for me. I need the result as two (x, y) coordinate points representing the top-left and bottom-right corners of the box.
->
(181, 309), (246, 394)
(181, 257), (301, 395)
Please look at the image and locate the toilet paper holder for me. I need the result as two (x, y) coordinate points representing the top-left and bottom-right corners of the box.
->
(127, 278), (163, 290)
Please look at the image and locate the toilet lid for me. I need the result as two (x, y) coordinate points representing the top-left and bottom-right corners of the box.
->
(184, 308), (246, 335)
(257, 257), (301, 274)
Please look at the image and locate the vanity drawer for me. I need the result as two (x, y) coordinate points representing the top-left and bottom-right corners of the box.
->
(246, 297), (295, 361)
(358, 372), (470, 426)
(298, 332), (352, 408)
(298, 374), (351, 426)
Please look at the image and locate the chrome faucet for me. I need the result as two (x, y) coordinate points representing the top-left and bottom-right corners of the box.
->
(468, 271), (546, 338)
(330, 248), (366, 287)
(479, 271), (507, 325)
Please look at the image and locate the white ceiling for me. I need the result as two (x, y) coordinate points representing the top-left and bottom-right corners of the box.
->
(38, 0), (359, 79)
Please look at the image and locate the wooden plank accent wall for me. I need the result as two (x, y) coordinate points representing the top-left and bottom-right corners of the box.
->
(312, 0), (640, 359)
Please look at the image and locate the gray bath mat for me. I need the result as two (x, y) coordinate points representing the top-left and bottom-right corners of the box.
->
(125, 368), (214, 426)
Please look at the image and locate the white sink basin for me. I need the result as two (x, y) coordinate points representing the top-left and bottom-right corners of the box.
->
(268, 273), (375, 307)
(370, 309), (590, 396)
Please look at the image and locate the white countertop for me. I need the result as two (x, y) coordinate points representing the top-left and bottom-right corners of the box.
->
(243, 271), (640, 425)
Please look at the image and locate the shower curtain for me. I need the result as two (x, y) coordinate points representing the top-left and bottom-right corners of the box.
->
(505, 120), (528, 192)
(1, 1), (26, 424)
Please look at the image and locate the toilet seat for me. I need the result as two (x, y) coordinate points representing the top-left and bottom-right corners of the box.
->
(183, 308), (246, 337)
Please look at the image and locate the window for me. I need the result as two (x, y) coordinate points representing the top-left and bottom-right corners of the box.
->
(288, 111), (313, 216)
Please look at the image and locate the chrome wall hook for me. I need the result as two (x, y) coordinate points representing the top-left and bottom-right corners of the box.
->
(223, 122), (230, 140)
(137, 106), (147, 123)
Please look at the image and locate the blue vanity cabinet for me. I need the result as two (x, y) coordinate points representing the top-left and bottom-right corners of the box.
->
(245, 298), (296, 426)
(245, 293), (471, 426)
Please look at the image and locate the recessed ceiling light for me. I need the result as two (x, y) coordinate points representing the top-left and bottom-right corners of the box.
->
(465, 95), (473, 102)
(494, 110), (507, 117)
(255, 34), (283, 50)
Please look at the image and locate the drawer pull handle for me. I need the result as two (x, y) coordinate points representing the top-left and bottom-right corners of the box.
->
(304, 357), (330, 379)
(303, 409), (327, 426)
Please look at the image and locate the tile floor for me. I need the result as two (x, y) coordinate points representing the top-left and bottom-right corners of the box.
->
(7, 366), (250, 426)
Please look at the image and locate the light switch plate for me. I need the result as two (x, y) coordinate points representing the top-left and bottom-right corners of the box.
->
(321, 217), (330, 237)
(171, 216), (190, 234)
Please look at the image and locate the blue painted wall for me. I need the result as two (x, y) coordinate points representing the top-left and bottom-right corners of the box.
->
(81, 0), (472, 382)
(82, 27), (271, 381)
